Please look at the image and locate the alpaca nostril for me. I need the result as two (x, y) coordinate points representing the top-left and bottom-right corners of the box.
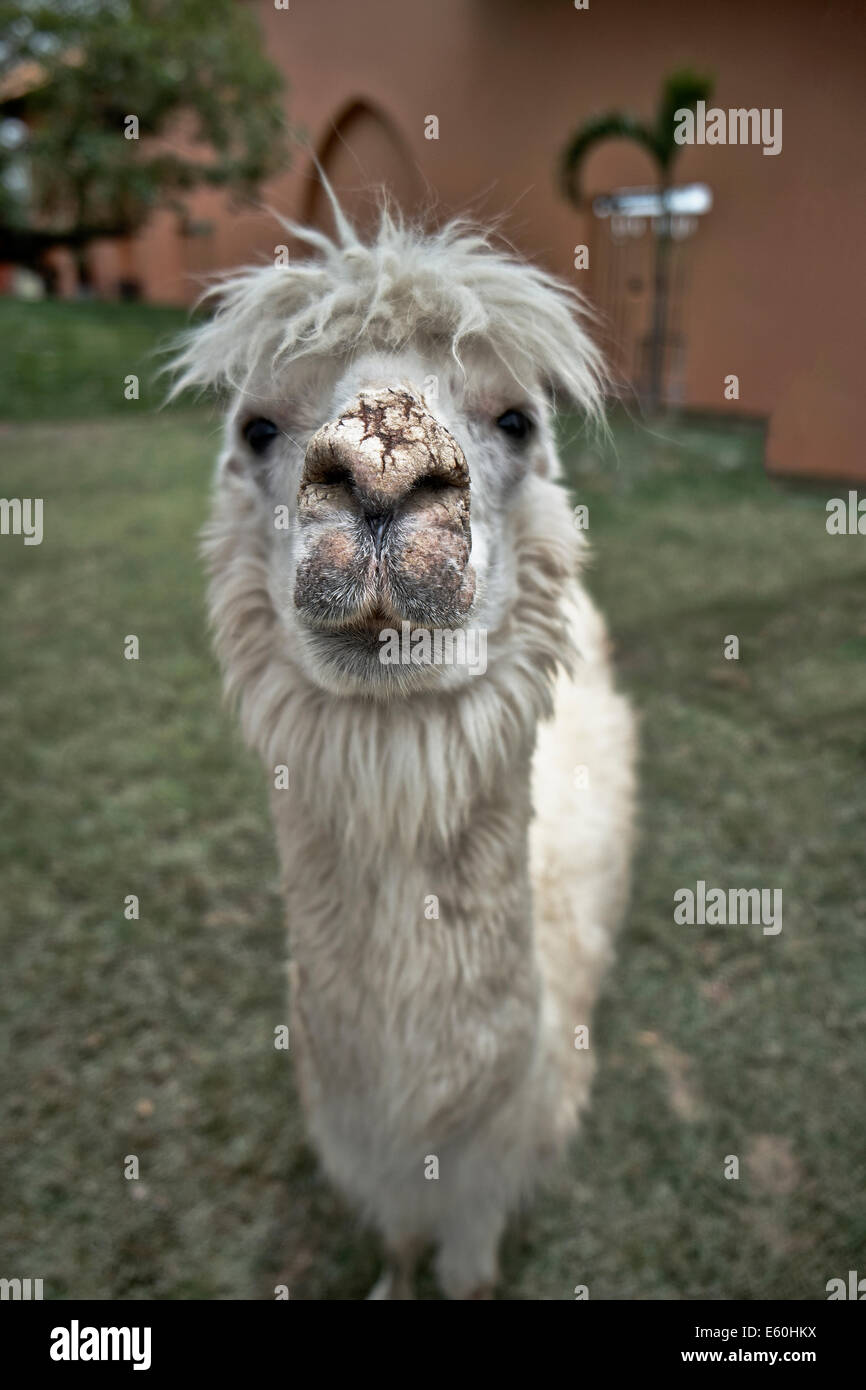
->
(367, 513), (392, 558)
(411, 473), (452, 494)
(318, 463), (353, 489)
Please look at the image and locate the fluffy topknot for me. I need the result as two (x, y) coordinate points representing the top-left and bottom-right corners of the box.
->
(168, 195), (606, 417)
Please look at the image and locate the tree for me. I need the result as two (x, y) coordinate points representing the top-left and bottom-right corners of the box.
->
(0, 0), (293, 285)
(559, 68), (713, 413)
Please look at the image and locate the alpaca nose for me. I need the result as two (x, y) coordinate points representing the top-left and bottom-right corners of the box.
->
(299, 386), (469, 517)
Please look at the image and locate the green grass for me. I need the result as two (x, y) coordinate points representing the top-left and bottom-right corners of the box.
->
(0, 303), (864, 1298)
(0, 299), (191, 419)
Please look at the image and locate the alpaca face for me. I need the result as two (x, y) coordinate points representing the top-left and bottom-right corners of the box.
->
(173, 213), (604, 700)
(224, 346), (559, 698)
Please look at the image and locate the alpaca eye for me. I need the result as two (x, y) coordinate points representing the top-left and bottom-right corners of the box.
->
(496, 409), (533, 442)
(242, 417), (280, 454)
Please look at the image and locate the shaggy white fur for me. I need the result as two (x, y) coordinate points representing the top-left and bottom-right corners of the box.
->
(169, 204), (606, 416)
(172, 199), (636, 1299)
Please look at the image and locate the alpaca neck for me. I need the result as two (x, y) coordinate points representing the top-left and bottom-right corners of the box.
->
(269, 655), (542, 865)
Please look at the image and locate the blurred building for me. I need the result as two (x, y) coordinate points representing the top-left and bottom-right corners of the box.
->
(8, 0), (866, 479)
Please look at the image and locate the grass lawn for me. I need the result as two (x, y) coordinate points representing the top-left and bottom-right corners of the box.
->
(0, 298), (191, 420)
(1, 302), (864, 1299)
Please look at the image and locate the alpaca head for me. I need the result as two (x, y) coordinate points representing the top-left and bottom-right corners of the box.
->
(170, 201), (605, 699)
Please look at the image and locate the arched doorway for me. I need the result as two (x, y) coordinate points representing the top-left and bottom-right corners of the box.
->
(303, 100), (424, 239)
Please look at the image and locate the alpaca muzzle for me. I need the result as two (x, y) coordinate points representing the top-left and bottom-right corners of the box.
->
(294, 387), (475, 627)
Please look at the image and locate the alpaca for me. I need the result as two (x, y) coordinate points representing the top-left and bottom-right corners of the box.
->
(170, 198), (637, 1299)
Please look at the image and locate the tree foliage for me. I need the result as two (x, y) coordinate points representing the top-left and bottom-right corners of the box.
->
(0, 0), (293, 258)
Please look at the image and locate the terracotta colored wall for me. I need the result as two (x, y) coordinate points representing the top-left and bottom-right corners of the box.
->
(101, 0), (865, 479)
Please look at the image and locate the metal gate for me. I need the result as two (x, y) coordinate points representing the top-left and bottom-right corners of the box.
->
(590, 184), (712, 408)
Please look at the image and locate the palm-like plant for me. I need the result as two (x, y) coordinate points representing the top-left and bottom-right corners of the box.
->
(560, 68), (714, 413)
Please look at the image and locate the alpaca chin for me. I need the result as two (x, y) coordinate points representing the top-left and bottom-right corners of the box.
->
(295, 619), (479, 699)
